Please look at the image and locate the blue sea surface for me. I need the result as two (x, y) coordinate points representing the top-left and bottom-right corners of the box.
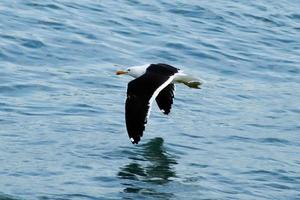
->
(0, 0), (300, 199)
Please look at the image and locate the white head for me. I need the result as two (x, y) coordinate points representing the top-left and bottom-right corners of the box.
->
(116, 64), (149, 78)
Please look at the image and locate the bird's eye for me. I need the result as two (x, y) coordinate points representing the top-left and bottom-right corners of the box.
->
(127, 69), (131, 72)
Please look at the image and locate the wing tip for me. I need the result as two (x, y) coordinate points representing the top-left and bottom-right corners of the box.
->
(161, 109), (170, 115)
(130, 137), (140, 144)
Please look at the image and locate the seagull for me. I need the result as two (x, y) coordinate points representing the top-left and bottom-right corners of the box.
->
(116, 63), (202, 144)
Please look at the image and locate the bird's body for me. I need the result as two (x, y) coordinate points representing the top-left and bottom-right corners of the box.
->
(116, 63), (202, 144)
(121, 64), (201, 88)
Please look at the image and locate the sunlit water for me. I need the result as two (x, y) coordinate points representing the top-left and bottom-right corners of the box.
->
(0, 0), (300, 199)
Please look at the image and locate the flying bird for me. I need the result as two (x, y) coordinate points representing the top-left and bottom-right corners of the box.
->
(116, 63), (202, 144)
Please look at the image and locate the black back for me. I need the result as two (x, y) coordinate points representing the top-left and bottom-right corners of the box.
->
(147, 63), (179, 76)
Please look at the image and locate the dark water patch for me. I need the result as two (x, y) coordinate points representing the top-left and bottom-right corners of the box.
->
(219, 69), (238, 76)
(135, 30), (159, 37)
(0, 50), (10, 60)
(112, 29), (133, 37)
(25, 2), (62, 10)
(264, 183), (292, 190)
(181, 132), (205, 139)
(186, 50), (216, 61)
(101, 82), (124, 89)
(74, 165), (93, 170)
(165, 42), (194, 51)
(0, 84), (55, 96)
(196, 40), (219, 50)
(211, 49), (251, 62)
(144, 20), (161, 28)
(105, 19), (124, 27)
(288, 108), (300, 114)
(252, 4), (268, 12)
(120, 16), (138, 25)
(271, 109), (288, 114)
(59, 2), (84, 10)
(69, 39), (85, 45)
(25, 140), (57, 146)
(245, 123), (280, 130)
(21, 39), (45, 49)
(0, 34), (17, 41)
(287, 13), (300, 21)
(136, 2), (161, 12)
(168, 142), (202, 151)
(236, 94), (254, 100)
(36, 20), (69, 31)
(62, 181), (84, 186)
(37, 20), (64, 27)
(61, 105), (102, 116)
(91, 176), (116, 183)
(10, 171), (41, 178)
(73, 103), (94, 109)
(0, 193), (20, 200)
(241, 169), (278, 177)
(258, 137), (290, 145)
(205, 25), (227, 33)
(168, 5), (210, 19)
(127, 0), (141, 6)
(244, 14), (273, 23)
(225, 135), (254, 143)
(80, 4), (105, 13)
(183, 176), (206, 183)
(241, 169), (300, 186)
(189, 163), (209, 168)
(189, 18), (206, 25)
(54, 193), (99, 200)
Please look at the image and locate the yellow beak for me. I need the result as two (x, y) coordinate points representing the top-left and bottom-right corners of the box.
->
(116, 70), (128, 75)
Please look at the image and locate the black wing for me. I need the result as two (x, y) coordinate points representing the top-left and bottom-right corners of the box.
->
(155, 83), (175, 115)
(125, 72), (174, 144)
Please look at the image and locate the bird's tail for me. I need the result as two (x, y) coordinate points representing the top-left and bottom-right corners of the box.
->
(183, 81), (202, 89)
(175, 72), (203, 89)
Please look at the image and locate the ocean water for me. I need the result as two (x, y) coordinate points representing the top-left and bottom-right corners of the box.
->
(0, 0), (300, 199)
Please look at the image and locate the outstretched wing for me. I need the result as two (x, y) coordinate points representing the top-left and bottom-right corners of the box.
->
(155, 83), (175, 115)
(125, 72), (175, 144)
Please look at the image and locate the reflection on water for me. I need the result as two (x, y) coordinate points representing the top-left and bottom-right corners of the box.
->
(0, 193), (19, 200)
(118, 138), (177, 199)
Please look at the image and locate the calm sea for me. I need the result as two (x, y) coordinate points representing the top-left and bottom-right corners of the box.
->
(0, 0), (299, 199)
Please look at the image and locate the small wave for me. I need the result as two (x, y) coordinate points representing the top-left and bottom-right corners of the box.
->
(25, 2), (62, 10)
(21, 39), (45, 49)
(0, 84), (55, 96)
(258, 137), (290, 145)
(0, 193), (20, 200)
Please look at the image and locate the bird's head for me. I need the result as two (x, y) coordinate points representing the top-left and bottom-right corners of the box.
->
(116, 64), (149, 78)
